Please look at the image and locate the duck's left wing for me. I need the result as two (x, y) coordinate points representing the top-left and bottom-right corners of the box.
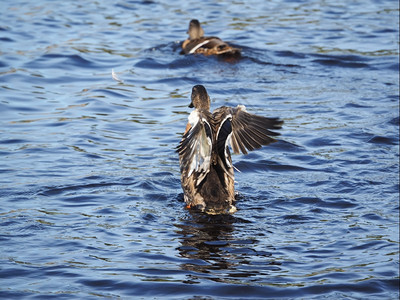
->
(177, 110), (213, 185)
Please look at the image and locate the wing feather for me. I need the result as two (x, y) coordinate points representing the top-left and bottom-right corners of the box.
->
(230, 133), (240, 155)
(229, 105), (283, 155)
(177, 110), (213, 186)
(216, 114), (233, 169)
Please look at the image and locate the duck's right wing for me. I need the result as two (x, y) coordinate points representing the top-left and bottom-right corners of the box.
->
(177, 110), (213, 186)
(214, 105), (283, 157)
(229, 105), (283, 154)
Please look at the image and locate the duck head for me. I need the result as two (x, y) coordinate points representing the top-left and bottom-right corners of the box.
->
(189, 85), (210, 110)
(187, 19), (205, 40)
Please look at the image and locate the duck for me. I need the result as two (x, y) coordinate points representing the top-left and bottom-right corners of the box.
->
(177, 85), (283, 214)
(181, 19), (241, 57)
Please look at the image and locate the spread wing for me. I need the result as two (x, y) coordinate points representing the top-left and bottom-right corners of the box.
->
(214, 105), (283, 156)
(177, 110), (213, 186)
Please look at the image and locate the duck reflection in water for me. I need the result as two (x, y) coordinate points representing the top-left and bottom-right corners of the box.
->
(175, 213), (237, 281)
(175, 211), (280, 284)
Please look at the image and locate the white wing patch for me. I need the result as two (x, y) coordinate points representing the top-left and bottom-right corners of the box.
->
(237, 104), (246, 111)
(188, 110), (200, 126)
(185, 111), (212, 185)
(189, 40), (211, 54)
(188, 124), (211, 174)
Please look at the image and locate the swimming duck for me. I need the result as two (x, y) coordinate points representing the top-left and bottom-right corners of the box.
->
(177, 85), (283, 214)
(181, 19), (241, 57)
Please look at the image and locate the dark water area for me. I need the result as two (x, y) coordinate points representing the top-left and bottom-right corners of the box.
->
(0, 0), (399, 299)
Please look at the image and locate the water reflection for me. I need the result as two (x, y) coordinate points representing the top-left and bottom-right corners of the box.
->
(175, 212), (281, 284)
(176, 214), (235, 278)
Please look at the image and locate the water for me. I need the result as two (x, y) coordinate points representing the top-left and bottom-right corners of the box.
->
(0, 0), (399, 298)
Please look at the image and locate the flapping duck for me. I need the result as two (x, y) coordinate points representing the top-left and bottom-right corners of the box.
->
(181, 19), (241, 57)
(177, 85), (283, 214)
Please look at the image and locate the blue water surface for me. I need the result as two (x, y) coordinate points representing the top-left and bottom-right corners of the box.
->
(0, 0), (399, 299)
